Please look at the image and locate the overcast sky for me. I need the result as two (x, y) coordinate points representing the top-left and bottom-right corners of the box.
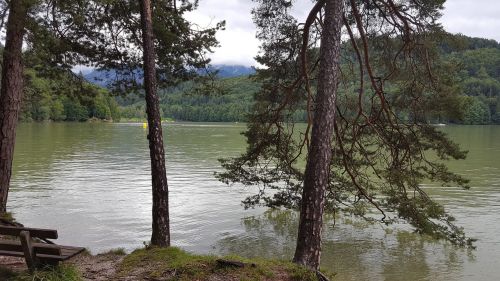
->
(186, 0), (500, 67)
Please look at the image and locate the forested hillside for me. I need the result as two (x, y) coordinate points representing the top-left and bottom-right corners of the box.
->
(11, 51), (120, 122)
(117, 35), (500, 124)
(446, 36), (500, 124)
(21, 70), (120, 122)
(13, 35), (500, 124)
(119, 75), (260, 122)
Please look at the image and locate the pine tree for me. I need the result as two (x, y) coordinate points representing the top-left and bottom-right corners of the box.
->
(218, 0), (472, 270)
(31, 0), (223, 246)
(139, 0), (170, 246)
(0, 0), (36, 213)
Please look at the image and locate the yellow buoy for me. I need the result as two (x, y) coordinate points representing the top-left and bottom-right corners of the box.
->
(142, 122), (148, 128)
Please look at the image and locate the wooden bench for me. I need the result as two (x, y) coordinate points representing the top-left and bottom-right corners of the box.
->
(0, 225), (85, 271)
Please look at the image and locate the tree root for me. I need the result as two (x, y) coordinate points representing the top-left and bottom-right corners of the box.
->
(216, 259), (256, 268)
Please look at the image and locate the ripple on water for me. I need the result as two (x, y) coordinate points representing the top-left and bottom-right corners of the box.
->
(8, 123), (500, 281)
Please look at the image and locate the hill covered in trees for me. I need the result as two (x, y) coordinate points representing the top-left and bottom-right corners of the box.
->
(20, 69), (120, 122)
(0, 46), (120, 122)
(445, 36), (500, 124)
(14, 35), (500, 124)
(116, 35), (500, 124)
(11, 50), (121, 122)
(119, 75), (260, 122)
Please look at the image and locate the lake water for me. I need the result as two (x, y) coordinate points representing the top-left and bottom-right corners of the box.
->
(8, 123), (500, 280)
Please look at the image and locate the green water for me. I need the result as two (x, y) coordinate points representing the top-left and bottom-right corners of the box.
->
(8, 123), (500, 280)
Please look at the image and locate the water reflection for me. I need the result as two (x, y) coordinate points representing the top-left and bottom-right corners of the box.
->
(216, 209), (472, 281)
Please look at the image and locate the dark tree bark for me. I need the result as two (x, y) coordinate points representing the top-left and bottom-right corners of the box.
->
(139, 0), (170, 247)
(0, 0), (31, 213)
(293, 0), (343, 270)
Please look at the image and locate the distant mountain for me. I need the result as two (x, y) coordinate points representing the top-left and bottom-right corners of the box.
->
(83, 69), (118, 88)
(83, 64), (255, 88)
(83, 69), (144, 88)
(209, 64), (255, 78)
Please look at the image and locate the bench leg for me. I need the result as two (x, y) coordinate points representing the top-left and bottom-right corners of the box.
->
(20, 230), (38, 271)
(38, 258), (59, 268)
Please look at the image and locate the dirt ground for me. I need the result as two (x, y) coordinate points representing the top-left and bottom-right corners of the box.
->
(0, 254), (250, 281)
(68, 253), (125, 281)
(0, 254), (324, 281)
(0, 256), (27, 272)
(0, 253), (124, 281)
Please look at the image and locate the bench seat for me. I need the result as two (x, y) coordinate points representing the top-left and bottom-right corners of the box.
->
(0, 225), (58, 239)
(0, 239), (85, 261)
(0, 225), (85, 270)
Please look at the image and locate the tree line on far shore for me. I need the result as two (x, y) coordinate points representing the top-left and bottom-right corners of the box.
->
(6, 34), (500, 125)
(95, 35), (500, 125)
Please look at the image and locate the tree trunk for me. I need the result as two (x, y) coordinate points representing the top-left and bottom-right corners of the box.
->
(0, 0), (31, 213)
(293, 0), (343, 270)
(139, 0), (170, 247)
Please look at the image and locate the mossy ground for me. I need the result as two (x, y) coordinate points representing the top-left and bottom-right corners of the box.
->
(117, 246), (330, 281)
(0, 246), (334, 281)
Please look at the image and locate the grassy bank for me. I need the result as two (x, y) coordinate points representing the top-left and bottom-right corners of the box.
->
(0, 246), (334, 281)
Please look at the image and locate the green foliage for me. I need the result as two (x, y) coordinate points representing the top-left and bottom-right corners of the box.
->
(494, 96), (500, 123)
(462, 96), (491, 124)
(117, 35), (500, 124)
(0, 211), (16, 223)
(92, 93), (112, 120)
(119, 76), (260, 122)
(16, 54), (119, 122)
(50, 99), (66, 121)
(442, 44), (500, 124)
(19, 0), (223, 125)
(218, 0), (475, 248)
(16, 31), (500, 124)
(31, 0), (224, 91)
(62, 98), (88, 121)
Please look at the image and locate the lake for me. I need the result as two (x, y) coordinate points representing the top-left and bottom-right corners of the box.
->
(8, 123), (500, 280)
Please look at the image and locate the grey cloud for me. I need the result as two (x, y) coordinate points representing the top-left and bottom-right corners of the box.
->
(189, 0), (499, 66)
(441, 0), (500, 41)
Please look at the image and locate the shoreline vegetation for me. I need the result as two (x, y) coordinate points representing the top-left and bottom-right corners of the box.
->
(0, 246), (334, 281)
(0, 212), (333, 281)
(17, 118), (498, 126)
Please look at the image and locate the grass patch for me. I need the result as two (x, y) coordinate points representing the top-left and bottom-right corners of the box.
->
(118, 246), (333, 281)
(101, 248), (127, 256)
(0, 264), (82, 281)
(220, 255), (332, 281)
(118, 246), (216, 280)
(0, 212), (16, 223)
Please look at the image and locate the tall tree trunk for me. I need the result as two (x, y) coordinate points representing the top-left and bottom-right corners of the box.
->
(0, 0), (31, 213)
(139, 0), (170, 247)
(293, 0), (343, 270)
